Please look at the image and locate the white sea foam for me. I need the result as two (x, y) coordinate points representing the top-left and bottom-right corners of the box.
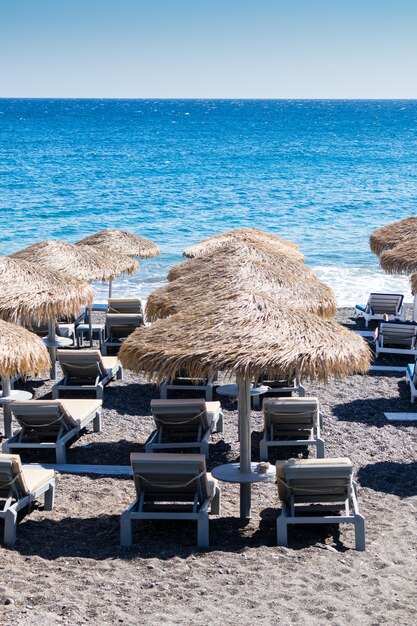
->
(313, 266), (412, 307)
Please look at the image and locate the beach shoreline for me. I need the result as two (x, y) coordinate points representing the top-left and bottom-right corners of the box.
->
(0, 307), (416, 625)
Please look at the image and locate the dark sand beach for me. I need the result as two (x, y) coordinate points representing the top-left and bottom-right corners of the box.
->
(1, 309), (416, 625)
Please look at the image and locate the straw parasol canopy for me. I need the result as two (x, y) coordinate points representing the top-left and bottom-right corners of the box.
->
(147, 257), (336, 321)
(77, 229), (160, 259)
(169, 239), (305, 282)
(379, 241), (417, 275)
(0, 256), (94, 325)
(121, 292), (371, 384)
(10, 240), (138, 282)
(182, 228), (302, 259)
(0, 319), (50, 379)
(370, 216), (417, 255)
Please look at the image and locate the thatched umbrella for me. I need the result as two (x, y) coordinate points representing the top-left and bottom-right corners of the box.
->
(11, 240), (138, 346)
(120, 292), (370, 518)
(77, 229), (160, 258)
(0, 319), (50, 436)
(370, 216), (417, 255)
(0, 256), (94, 378)
(147, 257), (336, 321)
(169, 239), (306, 283)
(183, 228), (303, 259)
(77, 229), (160, 297)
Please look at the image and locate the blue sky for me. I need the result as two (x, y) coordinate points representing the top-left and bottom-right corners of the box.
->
(0, 0), (416, 98)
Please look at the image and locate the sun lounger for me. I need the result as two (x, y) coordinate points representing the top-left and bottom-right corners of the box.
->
(355, 293), (404, 327)
(102, 314), (144, 355)
(28, 321), (75, 343)
(0, 453), (55, 546)
(146, 399), (224, 458)
(260, 397), (325, 460)
(375, 322), (417, 356)
(276, 457), (365, 551)
(252, 376), (306, 408)
(160, 370), (218, 402)
(120, 453), (220, 549)
(3, 399), (102, 463)
(108, 298), (144, 315)
(52, 349), (123, 398)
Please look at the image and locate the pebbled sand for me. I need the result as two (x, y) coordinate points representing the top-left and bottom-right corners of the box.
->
(0, 308), (416, 625)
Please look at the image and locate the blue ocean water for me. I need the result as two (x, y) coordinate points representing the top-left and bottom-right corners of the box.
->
(1, 99), (416, 304)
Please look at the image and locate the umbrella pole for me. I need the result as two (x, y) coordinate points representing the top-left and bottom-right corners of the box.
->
(48, 319), (58, 379)
(238, 376), (252, 519)
(108, 279), (113, 299)
(413, 294), (417, 322)
(1, 375), (12, 438)
(89, 305), (93, 348)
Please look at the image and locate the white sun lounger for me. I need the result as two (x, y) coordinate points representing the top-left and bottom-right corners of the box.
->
(0, 453), (55, 546)
(108, 298), (144, 315)
(355, 293), (404, 327)
(120, 453), (221, 549)
(3, 399), (102, 463)
(52, 349), (123, 399)
(260, 397), (325, 460)
(102, 314), (144, 355)
(405, 363), (417, 402)
(252, 376), (306, 408)
(146, 399), (224, 458)
(276, 457), (365, 551)
(375, 322), (417, 356)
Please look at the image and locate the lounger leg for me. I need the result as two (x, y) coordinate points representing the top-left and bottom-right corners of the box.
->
(44, 481), (55, 511)
(116, 366), (123, 381)
(197, 512), (209, 549)
(210, 486), (221, 515)
(52, 386), (59, 400)
(55, 445), (67, 464)
(93, 410), (102, 432)
(316, 438), (325, 459)
(276, 510), (289, 547)
(96, 385), (104, 400)
(120, 512), (133, 547)
(201, 441), (209, 460)
(259, 438), (268, 462)
(354, 514), (366, 551)
(216, 411), (224, 433)
(160, 385), (168, 400)
(4, 509), (17, 546)
(206, 385), (213, 402)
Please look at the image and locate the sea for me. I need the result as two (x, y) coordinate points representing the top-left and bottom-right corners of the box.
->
(1, 99), (416, 305)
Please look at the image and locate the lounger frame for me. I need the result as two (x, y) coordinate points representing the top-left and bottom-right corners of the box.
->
(0, 459), (55, 546)
(276, 461), (365, 551)
(3, 402), (102, 463)
(355, 293), (404, 328)
(375, 322), (417, 356)
(120, 454), (221, 549)
(102, 314), (144, 355)
(145, 400), (224, 458)
(252, 378), (306, 409)
(260, 398), (325, 460)
(160, 372), (218, 402)
(52, 350), (123, 399)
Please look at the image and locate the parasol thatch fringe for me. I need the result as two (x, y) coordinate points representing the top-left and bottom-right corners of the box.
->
(120, 292), (371, 385)
(0, 319), (50, 378)
(147, 256), (336, 321)
(370, 216), (417, 256)
(10, 240), (138, 281)
(0, 256), (94, 325)
(77, 229), (160, 258)
(379, 241), (417, 275)
(183, 228), (302, 259)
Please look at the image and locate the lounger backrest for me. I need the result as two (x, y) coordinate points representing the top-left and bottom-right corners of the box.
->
(108, 299), (143, 315)
(263, 397), (318, 432)
(150, 399), (210, 434)
(0, 454), (30, 497)
(11, 400), (77, 430)
(57, 349), (107, 379)
(378, 323), (417, 347)
(257, 375), (293, 388)
(130, 453), (209, 503)
(105, 314), (143, 339)
(276, 458), (353, 503)
(368, 293), (403, 315)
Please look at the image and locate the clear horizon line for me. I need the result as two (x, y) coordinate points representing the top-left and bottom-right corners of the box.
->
(1, 96), (417, 101)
